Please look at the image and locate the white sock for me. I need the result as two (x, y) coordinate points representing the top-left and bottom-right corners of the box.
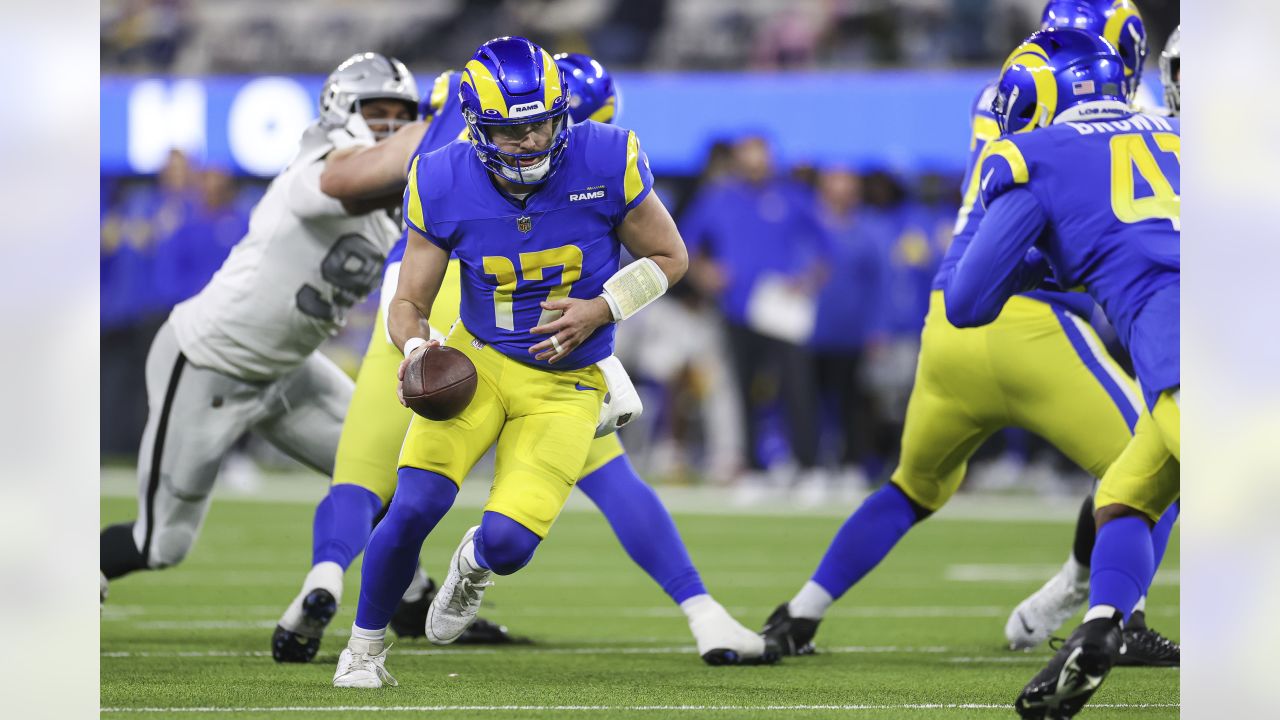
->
(788, 581), (834, 621)
(679, 593), (720, 621)
(1083, 604), (1120, 624)
(1063, 554), (1089, 586)
(349, 624), (387, 654)
(1132, 595), (1146, 614)
(402, 566), (429, 602)
(305, 561), (345, 604)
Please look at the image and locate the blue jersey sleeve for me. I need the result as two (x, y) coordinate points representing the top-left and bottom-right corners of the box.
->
(978, 138), (1032, 211)
(402, 154), (451, 252)
(946, 187), (1050, 328)
(622, 130), (654, 212)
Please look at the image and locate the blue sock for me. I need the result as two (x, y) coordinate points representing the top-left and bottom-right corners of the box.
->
(354, 468), (457, 630)
(577, 455), (707, 604)
(473, 511), (541, 575)
(811, 483), (923, 599)
(311, 484), (383, 568)
(1148, 500), (1179, 580)
(1089, 515), (1154, 622)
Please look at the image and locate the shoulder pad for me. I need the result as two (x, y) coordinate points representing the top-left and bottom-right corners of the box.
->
(578, 121), (630, 179)
(978, 138), (1031, 210)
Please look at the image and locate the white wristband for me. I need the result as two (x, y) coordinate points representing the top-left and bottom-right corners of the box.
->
(403, 337), (428, 359)
(599, 257), (668, 322)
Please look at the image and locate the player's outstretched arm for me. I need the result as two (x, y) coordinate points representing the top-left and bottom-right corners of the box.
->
(530, 192), (689, 364)
(389, 227), (449, 356)
(320, 120), (428, 202)
(946, 187), (1050, 328)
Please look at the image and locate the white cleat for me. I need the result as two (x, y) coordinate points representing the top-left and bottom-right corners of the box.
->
(426, 526), (493, 645)
(1005, 561), (1089, 651)
(332, 644), (397, 688)
(686, 597), (781, 666)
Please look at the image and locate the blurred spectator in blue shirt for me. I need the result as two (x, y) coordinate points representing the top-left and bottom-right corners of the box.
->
(154, 166), (247, 307)
(681, 134), (830, 482)
(810, 167), (886, 487)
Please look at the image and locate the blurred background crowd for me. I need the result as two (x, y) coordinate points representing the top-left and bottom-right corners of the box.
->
(102, 0), (1179, 74)
(101, 0), (1179, 503)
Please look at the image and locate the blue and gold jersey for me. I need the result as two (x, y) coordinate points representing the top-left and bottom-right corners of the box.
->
(937, 81), (1095, 318)
(386, 71), (468, 266)
(403, 120), (653, 370)
(979, 112), (1180, 405)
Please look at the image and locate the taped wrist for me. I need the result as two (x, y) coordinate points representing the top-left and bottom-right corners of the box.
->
(403, 337), (427, 359)
(599, 257), (668, 322)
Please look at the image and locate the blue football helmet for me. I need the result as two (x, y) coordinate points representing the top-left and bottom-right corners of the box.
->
(1040, 1), (1147, 102)
(993, 27), (1129, 135)
(554, 52), (621, 125)
(458, 36), (571, 185)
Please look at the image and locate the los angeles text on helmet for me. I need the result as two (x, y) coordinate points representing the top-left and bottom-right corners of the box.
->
(1067, 113), (1174, 136)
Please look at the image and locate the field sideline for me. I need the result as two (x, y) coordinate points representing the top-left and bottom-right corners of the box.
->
(101, 476), (1179, 720)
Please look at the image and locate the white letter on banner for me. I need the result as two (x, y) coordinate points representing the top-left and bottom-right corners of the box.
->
(127, 80), (206, 173)
(228, 77), (315, 176)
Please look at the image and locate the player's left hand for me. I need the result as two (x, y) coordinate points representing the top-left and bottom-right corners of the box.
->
(530, 297), (612, 364)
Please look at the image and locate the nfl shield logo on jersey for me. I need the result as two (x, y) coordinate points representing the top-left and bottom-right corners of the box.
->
(517, 215), (532, 233)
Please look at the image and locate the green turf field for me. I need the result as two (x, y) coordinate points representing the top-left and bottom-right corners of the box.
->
(101, 494), (1178, 719)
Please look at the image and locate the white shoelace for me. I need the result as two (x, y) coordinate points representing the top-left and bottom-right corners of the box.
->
(347, 646), (398, 687)
(448, 575), (494, 614)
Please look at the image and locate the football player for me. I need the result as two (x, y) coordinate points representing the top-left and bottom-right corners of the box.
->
(760, 0), (1178, 664)
(1161, 25), (1180, 116)
(276, 51), (773, 669)
(329, 37), (771, 689)
(99, 54), (416, 595)
(937, 29), (1179, 718)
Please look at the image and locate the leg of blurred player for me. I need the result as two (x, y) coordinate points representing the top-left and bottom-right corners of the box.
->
(1018, 392), (1180, 718)
(577, 450), (775, 663)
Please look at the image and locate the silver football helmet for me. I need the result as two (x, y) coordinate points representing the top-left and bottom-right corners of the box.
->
(1160, 26), (1180, 116)
(318, 52), (419, 139)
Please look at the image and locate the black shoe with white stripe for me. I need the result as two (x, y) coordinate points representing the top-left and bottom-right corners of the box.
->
(1016, 613), (1123, 719)
(272, 588), (338, 663)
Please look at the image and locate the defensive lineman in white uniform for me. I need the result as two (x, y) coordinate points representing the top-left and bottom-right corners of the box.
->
(100, 53), (419, 596)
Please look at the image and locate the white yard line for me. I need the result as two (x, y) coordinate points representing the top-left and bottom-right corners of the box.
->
(100, 703), (1180, 713)
(103, 645), (954, 659)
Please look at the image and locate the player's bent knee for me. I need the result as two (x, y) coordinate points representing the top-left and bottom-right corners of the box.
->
(1094, 502), (1155, 531)
(147, 528), (197, 569)
(386, 467), (459, 537)
(890, 471), (957, 517)
(475, 511), (541, 575)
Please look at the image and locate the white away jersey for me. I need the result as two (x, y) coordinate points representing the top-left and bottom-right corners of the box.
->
(170, 137), (399, 381)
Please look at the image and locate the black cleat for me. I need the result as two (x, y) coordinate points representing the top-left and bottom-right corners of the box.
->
(701, 636), (783, 666)
(271, 588), (337, 663)
(390, 577), (528, 644)
(458, 616), (527, 645)
(760, 603), (819, 656)
(1016, 613), (1123, 719)
(1116, 626), (1179, 667)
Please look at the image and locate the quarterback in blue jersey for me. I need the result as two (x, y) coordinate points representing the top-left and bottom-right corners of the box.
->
(935, 29), (1179, 718)
(279, 50), (776, 672)
(327, 37), (769, 689)
(761, 1), (1177, 665)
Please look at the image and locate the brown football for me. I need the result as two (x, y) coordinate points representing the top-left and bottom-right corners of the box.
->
(402, 345), (478, 421)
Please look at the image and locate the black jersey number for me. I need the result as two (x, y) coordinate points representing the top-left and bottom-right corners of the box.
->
(296, 233), (385, 321)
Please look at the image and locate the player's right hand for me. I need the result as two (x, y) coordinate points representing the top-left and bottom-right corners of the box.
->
(327, 112), (375, 151)
(397, 339), (441, 407)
